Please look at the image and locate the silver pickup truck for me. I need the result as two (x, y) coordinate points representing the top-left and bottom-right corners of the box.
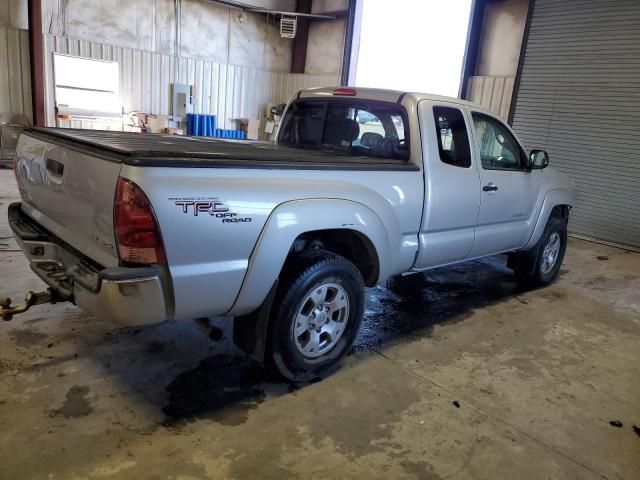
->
(7, 87), (574, 380)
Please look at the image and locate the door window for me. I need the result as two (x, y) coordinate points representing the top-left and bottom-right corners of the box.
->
(433, 106), (471, 168)
(472, 113), (525, 171)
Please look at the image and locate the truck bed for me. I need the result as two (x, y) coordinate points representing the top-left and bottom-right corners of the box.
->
(27, 128), (418, 171)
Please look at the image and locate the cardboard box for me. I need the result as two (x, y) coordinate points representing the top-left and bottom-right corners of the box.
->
(129, 112), (147, 128)
(163, 128), (184, 135)
(127, 113), (168, 133)
(145, 114), (168, 133)
(232, 118), (260, 140)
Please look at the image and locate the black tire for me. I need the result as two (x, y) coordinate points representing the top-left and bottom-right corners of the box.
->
(267, 250), (365, 382)
(513, 215), (567, 287)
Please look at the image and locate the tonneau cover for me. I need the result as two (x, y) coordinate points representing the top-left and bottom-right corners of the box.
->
(27, 127), (417, 170)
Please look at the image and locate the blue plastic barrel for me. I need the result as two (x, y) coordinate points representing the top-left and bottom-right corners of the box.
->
(199, 115), (207, 136)
(187, 114), (195, 135)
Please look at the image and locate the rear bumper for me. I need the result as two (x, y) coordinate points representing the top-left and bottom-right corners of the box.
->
(8, 202), (168, 326)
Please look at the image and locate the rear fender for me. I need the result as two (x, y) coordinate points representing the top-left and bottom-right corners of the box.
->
(522, 188), (574, 251)
(226, 198), (390, 317)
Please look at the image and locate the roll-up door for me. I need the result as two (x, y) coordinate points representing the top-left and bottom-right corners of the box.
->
(511, 0), (640, 248)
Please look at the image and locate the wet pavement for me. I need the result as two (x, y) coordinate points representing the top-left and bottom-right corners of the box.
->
(357, 258), (521, 352)
(0, 169), (639, 480)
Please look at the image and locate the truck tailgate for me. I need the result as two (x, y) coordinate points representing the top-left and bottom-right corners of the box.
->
(15, 132), (122, 267)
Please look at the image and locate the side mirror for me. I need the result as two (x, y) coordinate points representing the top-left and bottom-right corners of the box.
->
(529, 149), (549, 169)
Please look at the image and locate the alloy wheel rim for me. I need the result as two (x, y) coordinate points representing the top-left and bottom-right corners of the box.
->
(540, 232), (561, 275)
(293, 283), (350, 358)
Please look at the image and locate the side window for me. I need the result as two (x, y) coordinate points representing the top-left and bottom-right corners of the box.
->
(433, 106), (471, 168)
(472, 113), (525, 170)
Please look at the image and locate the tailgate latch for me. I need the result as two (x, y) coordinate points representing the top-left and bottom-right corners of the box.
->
(0, 288), (64, 321)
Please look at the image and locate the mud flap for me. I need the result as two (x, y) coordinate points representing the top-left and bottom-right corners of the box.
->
(508, 240), (543, 277)
(233, 280), (278, 364)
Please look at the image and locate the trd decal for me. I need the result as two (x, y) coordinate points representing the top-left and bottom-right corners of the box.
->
(175, 200), (229, 216)
(169, 197), (252, 223)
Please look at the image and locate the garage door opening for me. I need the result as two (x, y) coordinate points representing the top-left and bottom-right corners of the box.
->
(354, 0), (472, 97)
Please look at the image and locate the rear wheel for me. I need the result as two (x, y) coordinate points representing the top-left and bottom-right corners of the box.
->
(513, 215), (567, 287)
(268, 250), (365, 382)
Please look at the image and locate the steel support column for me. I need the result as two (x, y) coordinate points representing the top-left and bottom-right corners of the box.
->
(28, 0), (46, 126)
(291, 0), (312, 73)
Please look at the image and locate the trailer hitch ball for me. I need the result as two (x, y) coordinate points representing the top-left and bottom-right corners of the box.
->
(1, 289), (63, 321)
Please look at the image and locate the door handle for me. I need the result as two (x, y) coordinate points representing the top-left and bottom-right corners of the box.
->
(483, 184), (498, 192)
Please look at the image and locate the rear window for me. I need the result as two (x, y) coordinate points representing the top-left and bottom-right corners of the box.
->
(278, 100), (409, 160)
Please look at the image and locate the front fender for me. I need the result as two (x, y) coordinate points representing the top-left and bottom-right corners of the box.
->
(226, 198), (391, 317)
(522, 188), (575, 250)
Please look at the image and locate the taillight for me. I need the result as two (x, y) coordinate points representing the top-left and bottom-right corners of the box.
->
(114, 177), (166, 265)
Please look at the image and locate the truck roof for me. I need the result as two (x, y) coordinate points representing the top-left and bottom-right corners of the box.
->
(297, 86), (480, 109)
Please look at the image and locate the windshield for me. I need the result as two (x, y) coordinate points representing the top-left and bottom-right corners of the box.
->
(278, 100), (410, 161)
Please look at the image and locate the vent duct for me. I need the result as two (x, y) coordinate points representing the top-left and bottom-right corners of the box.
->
(280, 16), (297, 38)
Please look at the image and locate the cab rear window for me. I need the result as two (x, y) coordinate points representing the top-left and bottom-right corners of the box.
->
(278, 100), (409, 160)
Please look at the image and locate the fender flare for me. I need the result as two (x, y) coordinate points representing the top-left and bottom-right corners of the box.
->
(522, 188), (574, 250)
(226, 198), (391, 317)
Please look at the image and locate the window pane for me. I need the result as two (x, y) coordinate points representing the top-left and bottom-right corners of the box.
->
(472, 113), (523, 170)
(433, 106), (471, 168)
(53, 54), (119, 114)
(279, 100), (409, 160)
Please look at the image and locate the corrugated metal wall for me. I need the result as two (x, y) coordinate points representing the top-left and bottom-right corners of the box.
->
(511, 0), (640, 248)
(465, 75), (515, 121)
(44, 34), (339, 130)
(0, 27), (32, 122)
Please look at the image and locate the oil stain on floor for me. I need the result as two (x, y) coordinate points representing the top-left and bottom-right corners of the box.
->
(162, 355), (266, 428)
(9, 328), (47, 347)
(50, 385), (92, 418)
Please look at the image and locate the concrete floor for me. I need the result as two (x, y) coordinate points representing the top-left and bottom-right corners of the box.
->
(0, 168), (638, 480)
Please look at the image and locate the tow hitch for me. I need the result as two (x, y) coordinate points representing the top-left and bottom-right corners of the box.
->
(0, 288), (65, 321)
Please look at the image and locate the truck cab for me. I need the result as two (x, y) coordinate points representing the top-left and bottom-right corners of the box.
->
(278, 87), (572, 272)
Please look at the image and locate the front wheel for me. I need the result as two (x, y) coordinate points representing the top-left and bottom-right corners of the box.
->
(268, 250), (365, 382)
(513, 215), (567, 287)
